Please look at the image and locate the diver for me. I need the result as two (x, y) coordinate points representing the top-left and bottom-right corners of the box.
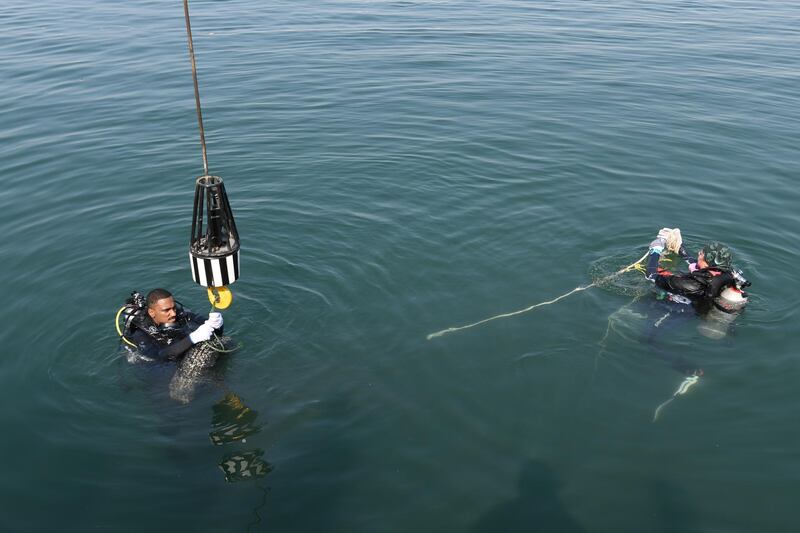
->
(642, 228), (751, 374)
(119, 288), (223, 362)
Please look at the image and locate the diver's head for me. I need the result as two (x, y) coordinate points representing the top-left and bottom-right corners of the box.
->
(699, 242), (733, 269)
(147, 288), (176, 326)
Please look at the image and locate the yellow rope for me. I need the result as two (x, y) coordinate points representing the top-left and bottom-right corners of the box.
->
(426, 250), (651, 340)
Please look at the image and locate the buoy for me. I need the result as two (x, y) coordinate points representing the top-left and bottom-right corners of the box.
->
(182, 0), (241, 301)
(189, 175), (240, 288)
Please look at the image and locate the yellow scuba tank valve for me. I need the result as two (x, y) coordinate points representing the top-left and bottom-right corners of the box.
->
(208, 285), (233, 309)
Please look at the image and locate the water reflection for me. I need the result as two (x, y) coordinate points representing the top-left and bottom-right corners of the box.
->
(209, 392), (271, 482)
(218, 448), (272, 483)
(210, 392), (272, 531)
(210, 392), (262, 446)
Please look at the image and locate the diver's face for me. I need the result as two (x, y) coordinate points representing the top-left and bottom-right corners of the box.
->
(148, 297), (177, 326)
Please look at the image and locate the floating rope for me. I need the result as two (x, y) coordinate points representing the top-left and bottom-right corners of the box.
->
(427, 250), (650, 340)
(652, 374), (700, 422)
(206, 332), (242, 354)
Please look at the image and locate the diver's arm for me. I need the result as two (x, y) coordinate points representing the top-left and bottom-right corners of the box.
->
(130, 329), (159, 359)
(647, 229), (691, 280)
(158, 336), (194, 360)
(193, 310), (225, 336)
(676, 245), (698, 270)
(677, 245), (694, 263)
(645, 250), (662, 280)
(707, 270), (736, 298)
(183, 309), (224, 335)
(130, 329), (192, 361)
(646, 234), (668, 280)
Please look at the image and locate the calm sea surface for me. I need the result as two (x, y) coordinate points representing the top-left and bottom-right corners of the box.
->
(1, 1), (799, 531)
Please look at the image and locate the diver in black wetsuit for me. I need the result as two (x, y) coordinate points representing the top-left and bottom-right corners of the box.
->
(125, 288), (223, 362)
(642, 228), (750, 375)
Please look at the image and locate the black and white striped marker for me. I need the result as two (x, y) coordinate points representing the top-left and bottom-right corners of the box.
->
(189, 251), (240, 287)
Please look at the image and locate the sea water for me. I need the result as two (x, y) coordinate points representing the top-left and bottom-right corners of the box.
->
(1, 1), (798, 531)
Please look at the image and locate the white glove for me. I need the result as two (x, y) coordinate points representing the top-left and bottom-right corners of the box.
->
(206, 312), (223, 330)
(189, 323), (213, 344)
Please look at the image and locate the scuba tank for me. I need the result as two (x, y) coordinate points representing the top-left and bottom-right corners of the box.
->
(117, 291), (148, 347)
(697, 269), (750, 340)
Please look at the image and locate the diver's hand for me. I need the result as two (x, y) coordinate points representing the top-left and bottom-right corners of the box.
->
(649, 235), (667, 254)
(207, 312), (223, 330)
(189, 324), (213, 344)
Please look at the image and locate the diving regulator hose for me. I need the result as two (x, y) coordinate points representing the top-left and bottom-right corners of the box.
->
(115, 306), (137, 347)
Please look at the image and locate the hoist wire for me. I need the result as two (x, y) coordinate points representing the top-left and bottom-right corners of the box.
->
(183, 0), (209, 176)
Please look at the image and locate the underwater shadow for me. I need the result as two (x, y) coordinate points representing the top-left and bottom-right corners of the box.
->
(255, 392), (359, 533)
(650, 478), (700, 533)
(471, 460), (586, 533)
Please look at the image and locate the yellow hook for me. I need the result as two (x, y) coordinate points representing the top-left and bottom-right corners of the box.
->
(208, 285), (233, 309)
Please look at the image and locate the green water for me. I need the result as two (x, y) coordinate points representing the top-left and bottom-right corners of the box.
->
(1, 1), (799, 531)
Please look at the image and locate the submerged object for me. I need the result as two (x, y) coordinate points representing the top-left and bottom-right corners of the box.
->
(189, 175), (240, 289)
(169, 334), (233, 403)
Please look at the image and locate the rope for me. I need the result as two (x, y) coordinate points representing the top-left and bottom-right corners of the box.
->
(206, 302), (242, 353)
(427, 251), (650, 340)
(206, 332), (242, 353)
(652, 374), (700, 422)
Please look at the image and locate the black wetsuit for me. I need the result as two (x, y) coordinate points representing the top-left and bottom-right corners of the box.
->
(128, 306), (217, 362)
(645, 246), (736, 309)
(642, 246), (737, 375)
